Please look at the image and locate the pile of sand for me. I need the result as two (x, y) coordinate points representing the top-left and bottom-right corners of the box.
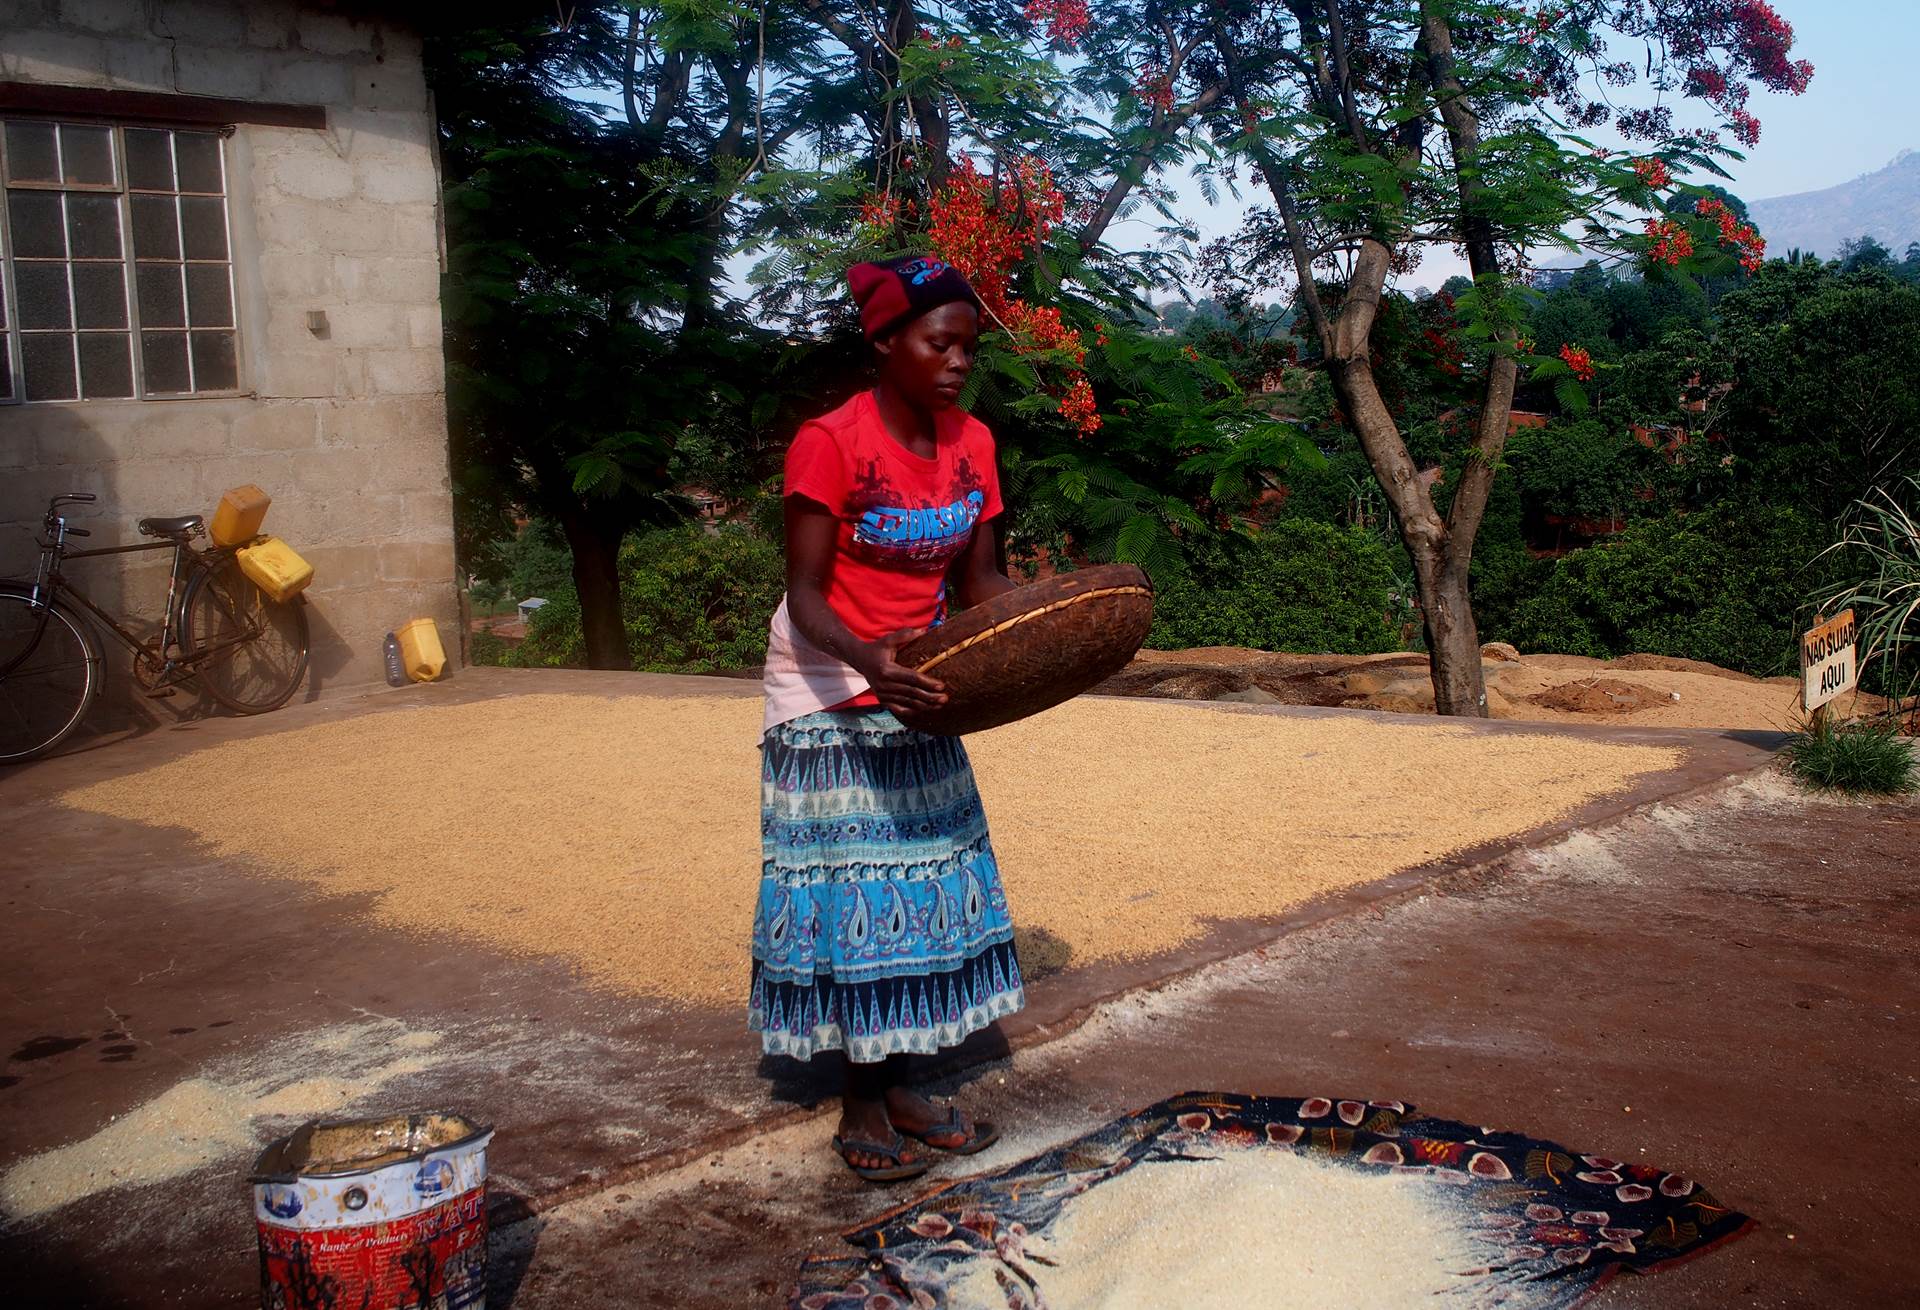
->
(1116, 646), (1882, 732)
(58, 694), (1679, 1007)
(947, 1148), (1481, 1309)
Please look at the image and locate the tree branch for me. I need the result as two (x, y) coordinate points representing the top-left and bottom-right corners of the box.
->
(1416, 3), (1517, 562)
(622, 5), (642, 129)
(796, 0), (868, 59)
(1077, 81), (1228, 253)
(1322, 0), (1368, 148)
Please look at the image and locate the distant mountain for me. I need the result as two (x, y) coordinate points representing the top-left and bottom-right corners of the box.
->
(1747, 149), (1920, 258)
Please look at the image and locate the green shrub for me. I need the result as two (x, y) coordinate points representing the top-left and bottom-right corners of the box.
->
(468, 627), (513, 667)
(470, 524), (785, 672)
(1497, 503), (1827, 675)
(1782, 717), (1918, 795)
(1148, 519), (1400, 653)
(1503, 419), (1660, 520)
(620, 523), (784, 672)
(517, 591), (587, 667)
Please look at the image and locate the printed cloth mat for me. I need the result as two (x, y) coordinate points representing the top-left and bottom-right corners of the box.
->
(790, 1091), (1752, 1309)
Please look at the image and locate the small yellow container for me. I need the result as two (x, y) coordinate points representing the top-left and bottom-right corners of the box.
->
(210, 484), (272, 548)
(236, 536), (314, 603)
(396, 617), (446, 682)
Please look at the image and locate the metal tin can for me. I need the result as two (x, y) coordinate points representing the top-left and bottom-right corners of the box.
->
(252, 1113), (494, 1310)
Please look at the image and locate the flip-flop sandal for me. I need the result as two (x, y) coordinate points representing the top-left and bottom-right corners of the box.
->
(897, 1105), (1001, 1156)
(832, 1130), (933, 1183)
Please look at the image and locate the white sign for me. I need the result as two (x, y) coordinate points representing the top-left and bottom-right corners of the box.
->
(1800, 609), (1858, 712)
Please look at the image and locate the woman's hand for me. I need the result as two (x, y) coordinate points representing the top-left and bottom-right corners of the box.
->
(853, 628), (950, 716)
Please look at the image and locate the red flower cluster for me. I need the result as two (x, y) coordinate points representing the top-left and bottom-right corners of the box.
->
(1421, 327), (1463, 376)
(1732, 0), (1813, 94)
(1675, 2), (1810, 152)
(1134, 66), (1176, 114)
(1685, 66), (1726, 98)
(926, 157), (1064, 311)
(1017, 304), (1086, 365)
(1696, 197), (1766, 272)
(1645, 217), (1694, 266)
(1023, 0), (1089, 48)
(857, 191), (900, 230)
(1631, 157), (1670, 190)
(1560, 343), (1596, 381)
(1058, 376), (1097, 431)
(927, 157), (1099, 434)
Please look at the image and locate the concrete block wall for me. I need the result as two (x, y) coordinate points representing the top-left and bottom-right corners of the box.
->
(0, 0), (461, 707)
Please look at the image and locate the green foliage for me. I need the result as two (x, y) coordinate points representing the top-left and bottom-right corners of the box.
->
(1781, 717), (1917, 796)
(467, 626), (514, 666)
(1710, 263), (1920, 522)
(1147, 520), (1400, 655)
(470, 524), (783, 673)
(1817, 473), (1920, 704)
(1496, 419), (1719, 522)
(618, 524), (785, 672)
(1498, 504), (1828, 676)
(515, 592), (588, 668)
(498, 519), (574, 602)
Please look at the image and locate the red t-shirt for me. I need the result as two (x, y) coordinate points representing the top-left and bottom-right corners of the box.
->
(785, 389), (1003, 647)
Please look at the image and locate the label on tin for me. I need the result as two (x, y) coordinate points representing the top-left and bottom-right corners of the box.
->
(257, 1185), (486, 1310)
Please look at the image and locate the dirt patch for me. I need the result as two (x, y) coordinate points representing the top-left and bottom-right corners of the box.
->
(57, 694), (1679, 1010)
(1109, 647), (1880, 731)
(1530, 677), (1658, 714)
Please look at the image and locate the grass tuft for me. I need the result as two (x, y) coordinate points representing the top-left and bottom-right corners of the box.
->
(1781, 716), (1918, 795)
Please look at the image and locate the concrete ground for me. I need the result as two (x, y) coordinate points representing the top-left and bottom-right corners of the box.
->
(2, 669), (1909, 1307)
(493, 773), (1920, 1309)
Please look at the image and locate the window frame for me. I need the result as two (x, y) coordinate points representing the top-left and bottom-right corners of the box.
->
(0, 114), (247, 405)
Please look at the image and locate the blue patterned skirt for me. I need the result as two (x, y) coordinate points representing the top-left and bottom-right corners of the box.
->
(750, 709), (1025, 1063)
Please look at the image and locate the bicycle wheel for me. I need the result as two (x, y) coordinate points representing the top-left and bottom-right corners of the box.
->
(0, 583), (102, 764)
(181, 559), (310, 714)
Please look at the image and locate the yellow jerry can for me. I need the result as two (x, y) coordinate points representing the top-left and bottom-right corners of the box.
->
(236, 536), (314, 603)
(210, 484), (272, 547)
(396, 617), (447, 682)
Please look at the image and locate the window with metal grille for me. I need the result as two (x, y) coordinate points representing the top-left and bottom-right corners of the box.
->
(1, 119), (240, 403)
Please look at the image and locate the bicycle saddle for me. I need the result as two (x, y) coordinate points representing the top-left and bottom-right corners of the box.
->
(138, 515), (204, 537)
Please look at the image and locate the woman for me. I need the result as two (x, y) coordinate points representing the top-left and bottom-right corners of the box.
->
(752, 254), (1024, 1182)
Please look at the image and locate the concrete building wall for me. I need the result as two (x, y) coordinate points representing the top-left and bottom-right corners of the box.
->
(0, 0), (458, 707)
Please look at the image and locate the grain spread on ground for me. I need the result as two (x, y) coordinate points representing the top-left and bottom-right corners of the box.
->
(946, 1148), (1483, 1309)
(57, 694), (1680, 1006)
(0, 1021), (440, 1221)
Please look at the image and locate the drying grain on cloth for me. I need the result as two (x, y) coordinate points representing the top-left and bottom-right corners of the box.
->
(57, 694), (1682, 1005)
(944, 1148), (1481, 1309)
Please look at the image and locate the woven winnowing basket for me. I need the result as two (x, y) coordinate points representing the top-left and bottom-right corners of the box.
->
(895, 564), (1155, 736)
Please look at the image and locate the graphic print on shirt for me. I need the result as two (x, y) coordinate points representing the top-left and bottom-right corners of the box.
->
(847, 452), (989, 572)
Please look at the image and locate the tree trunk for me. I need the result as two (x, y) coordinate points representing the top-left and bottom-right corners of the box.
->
(557, 507), (630, 670)
(1320, 241), (1490, 717)
(1416, 553), (1486, 715)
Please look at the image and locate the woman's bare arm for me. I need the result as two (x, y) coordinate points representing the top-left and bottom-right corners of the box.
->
(785, 495), (948, 713)
(953, 517), (1017, 610)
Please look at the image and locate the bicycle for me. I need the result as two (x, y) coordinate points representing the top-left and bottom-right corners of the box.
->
(0, 492), (311, 764)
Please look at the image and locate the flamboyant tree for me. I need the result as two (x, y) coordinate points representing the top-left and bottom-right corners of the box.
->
(1183, 0), (1812, 713)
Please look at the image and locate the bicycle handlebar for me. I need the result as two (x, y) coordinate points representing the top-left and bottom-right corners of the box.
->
(63, 527), (91, 537)
(51, 492), (97, 505)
